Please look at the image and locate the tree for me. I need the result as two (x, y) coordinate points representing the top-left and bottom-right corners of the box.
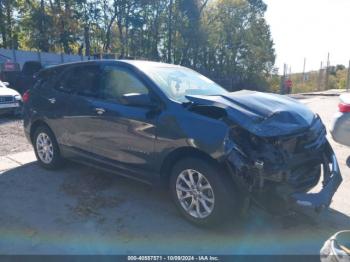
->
(18, 0), (52, 51)
(75, 0), (101, 56)
(0, 0), (19, 48)
(6, 0), (276, 92)
(203, 0), (275, 90)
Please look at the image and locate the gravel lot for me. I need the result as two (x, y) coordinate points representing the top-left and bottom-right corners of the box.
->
(0, 117), (32, 156)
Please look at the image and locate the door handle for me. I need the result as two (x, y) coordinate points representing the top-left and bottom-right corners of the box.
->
(95, 108), (106, 115)
(48, 98), (56, 104)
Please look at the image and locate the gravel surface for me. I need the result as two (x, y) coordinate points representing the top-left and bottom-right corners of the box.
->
(0, 116), (32, 156)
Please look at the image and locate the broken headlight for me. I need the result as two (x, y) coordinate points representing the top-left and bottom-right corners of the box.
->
(224, 127), (247, 157)
(250, 134), (282, 147)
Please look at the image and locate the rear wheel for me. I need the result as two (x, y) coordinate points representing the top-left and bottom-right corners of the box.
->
(170, 157), (236, 226)
(33, 125), (63, 169)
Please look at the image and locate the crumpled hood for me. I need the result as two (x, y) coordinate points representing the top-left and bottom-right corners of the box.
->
(186, 90), (316, 137)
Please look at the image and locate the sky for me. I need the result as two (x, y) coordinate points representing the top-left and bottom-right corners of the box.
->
(264, 0), (350, 74)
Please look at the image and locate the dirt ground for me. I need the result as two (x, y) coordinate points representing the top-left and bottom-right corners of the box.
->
(0, 117), (32, 156)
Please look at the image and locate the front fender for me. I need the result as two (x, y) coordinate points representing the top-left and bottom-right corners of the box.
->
(154, 108), (231, 171)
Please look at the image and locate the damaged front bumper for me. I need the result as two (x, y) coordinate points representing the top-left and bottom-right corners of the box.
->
(291, 146), (342, 210)
(225, 140), (343, 213)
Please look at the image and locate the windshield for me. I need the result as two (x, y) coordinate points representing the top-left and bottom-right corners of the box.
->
(142, 66), (228, 102)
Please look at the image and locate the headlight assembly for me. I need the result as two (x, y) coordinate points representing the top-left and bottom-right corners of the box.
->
(14, 95), (22, 101)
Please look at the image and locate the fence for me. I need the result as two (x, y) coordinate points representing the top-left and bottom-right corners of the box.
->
(0, 48), (90, 69)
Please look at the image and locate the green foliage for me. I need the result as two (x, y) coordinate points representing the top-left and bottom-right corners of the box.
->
(287, 66), (348, 94)
(0, 0), (275, 91)
(266, 74), (280, 93)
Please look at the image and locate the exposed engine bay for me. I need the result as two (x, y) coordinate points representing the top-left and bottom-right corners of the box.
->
(185, 91), (343, 214)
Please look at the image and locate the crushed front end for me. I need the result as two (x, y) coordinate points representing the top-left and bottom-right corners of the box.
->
(224, 115), (342, 213)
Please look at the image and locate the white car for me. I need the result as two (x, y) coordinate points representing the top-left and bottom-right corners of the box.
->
(0, 81), (22, 115)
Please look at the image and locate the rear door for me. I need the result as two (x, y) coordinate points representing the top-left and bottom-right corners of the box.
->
(31, 66), (70, 145)
(55, 64), (102, 153)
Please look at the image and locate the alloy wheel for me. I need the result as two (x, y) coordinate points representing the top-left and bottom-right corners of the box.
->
(36, 132), (54, 164)
(176, 169), (215, 219)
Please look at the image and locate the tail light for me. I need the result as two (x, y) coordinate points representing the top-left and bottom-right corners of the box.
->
(22, 90), (30, 103)
(339, 102), (350, 113)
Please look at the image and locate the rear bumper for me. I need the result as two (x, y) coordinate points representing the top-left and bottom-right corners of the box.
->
(22, 106), (33, 143)
(291, 148), (342, 210)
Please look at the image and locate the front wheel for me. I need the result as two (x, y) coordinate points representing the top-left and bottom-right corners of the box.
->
(33, 125), (63, 169)
(170, 157), (237, 227)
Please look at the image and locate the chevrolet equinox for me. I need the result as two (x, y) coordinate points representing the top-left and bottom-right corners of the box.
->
(23, 60), (342, 226)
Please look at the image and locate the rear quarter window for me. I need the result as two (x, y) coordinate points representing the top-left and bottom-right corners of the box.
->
(55, 65), (101, 97)
(33, 67), (65, 90)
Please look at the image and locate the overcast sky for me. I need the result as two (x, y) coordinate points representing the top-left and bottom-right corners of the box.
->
(264, 0), (350, 73)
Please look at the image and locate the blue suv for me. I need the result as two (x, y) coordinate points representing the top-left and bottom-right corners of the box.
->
(23, 60), (342, 226)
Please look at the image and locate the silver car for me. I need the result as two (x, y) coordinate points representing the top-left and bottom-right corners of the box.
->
(331, 94), (350, 146)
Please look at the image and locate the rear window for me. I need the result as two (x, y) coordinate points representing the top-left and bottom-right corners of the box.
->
(22, 61), (42, 75)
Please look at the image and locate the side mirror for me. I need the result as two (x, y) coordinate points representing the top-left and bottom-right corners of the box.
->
(3, 82), (9, 87)
(121, 93), (158, 108)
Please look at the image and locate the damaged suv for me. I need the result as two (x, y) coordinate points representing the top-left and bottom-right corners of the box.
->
(23, 60), (342, 226)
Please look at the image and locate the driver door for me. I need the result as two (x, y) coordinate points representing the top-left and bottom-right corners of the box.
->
(88, 65), (158, 174)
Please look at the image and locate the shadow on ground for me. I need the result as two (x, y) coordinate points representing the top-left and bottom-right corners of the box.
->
(0, 161), (349, 255)
(0, 115), (22, 124)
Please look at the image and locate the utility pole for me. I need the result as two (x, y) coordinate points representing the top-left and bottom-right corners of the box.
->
(347, 60), (350, 91)
(289, 65), (292, 78)
(302, 58), (306, 83)
(280, 63), (287, 94)
(318, 61), (323, 91)
(325, 52), (330, 90)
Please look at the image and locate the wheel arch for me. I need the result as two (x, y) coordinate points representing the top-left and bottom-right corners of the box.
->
(30, 119), (64, 169)
(159, 146), (226, 188)
(30, 120), (54, 144)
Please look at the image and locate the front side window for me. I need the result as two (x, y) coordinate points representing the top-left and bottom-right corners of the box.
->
(141, 66), (228, 102)
(100, 66), (149, 103)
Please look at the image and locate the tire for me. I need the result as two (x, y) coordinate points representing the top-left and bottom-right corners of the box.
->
(170, 157), (236, 227)
(33, 125), (63, 169)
